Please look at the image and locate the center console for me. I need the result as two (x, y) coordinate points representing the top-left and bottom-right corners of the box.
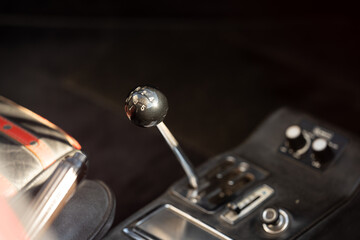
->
(105, 86), (360, 239)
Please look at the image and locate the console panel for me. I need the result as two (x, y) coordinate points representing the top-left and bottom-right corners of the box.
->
(105, 108), (360, 240)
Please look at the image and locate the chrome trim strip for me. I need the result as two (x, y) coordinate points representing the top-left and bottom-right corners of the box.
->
(221, 184), (274, 224)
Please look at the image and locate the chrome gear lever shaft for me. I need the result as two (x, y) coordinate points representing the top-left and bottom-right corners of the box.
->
(156, 122), (198, 189)
(125, 86), (199, 189)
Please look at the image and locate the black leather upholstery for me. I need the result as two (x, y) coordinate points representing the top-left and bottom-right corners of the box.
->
(45, 180), (116, 240)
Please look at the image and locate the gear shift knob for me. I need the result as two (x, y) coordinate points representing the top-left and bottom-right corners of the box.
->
(125, 86), (199, 189)
(125, 86), (168, 128)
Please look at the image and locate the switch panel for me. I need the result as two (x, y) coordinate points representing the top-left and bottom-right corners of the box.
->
(279, 120), (348, 170)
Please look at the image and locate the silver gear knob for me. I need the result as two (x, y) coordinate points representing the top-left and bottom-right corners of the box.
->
(125, 86), (199, 189)
(125, 86), (168, 128)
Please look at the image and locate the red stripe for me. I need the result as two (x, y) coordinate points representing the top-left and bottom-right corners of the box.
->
(0, 116), (56, 169)
(16, 106), (81, 150)
(0, 96), (81, 150)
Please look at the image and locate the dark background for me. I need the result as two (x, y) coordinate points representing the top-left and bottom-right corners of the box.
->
(1, 1), (359, 226)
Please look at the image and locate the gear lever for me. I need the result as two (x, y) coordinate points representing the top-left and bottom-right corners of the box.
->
(125, 86), (199, 189)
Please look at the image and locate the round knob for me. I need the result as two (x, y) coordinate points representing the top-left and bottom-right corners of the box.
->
(261, 208), (290, 234)
(261, 208), (279, 225)
(312, 138), (333, 162)
(125, 86), (168, 128)
(285, 125), (306, 151)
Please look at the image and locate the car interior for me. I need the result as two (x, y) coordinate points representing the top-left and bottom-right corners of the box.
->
(0, 1), (359, 240)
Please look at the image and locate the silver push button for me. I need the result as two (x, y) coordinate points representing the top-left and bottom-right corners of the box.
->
(261, 208), (290, 234)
